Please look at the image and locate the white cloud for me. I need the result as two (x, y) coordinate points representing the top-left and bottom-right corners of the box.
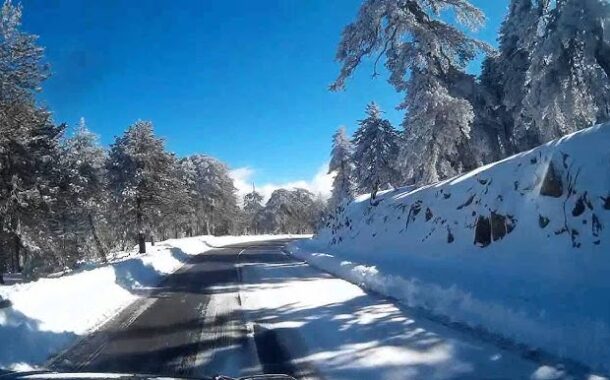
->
(230, 163), (334, 203)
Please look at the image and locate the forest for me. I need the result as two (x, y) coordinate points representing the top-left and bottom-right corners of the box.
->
(327, 0), (610, 209)
(0, 1), (324, 278)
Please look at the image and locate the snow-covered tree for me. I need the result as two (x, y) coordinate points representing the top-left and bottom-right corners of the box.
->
(243, 186), (263, 234)
(106, 121), (176, 253)
(0, 0), (63, 276)
(519, 0), (610, 149)
(480, 0), (550, 156)
(328, 127), (355, 210)
(401, 71), (478, 184)
(255, 188), (320, 234)
(171, 157), (199, 238)
(0, 0), (48, 100)
(332, 0), (491, 185)
(185, 154), (239, 235)
(150, 155), (196, 241)
(352, 103), (400, 200)
(53, 118), (108, 266)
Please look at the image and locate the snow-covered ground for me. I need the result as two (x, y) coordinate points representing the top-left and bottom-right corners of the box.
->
(0, 235), (297, 371)
(294, 123), (610, 374)
(239, 250), (583, 380)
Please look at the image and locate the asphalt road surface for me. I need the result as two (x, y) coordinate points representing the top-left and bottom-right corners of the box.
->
(49, 239), (318, 379)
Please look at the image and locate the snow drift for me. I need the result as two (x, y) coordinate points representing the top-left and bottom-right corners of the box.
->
(292, 123), (610, 373)
(0, 235), (295, 371)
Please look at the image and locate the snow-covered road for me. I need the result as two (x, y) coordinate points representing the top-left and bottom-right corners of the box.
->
(239, 242), (579, 380)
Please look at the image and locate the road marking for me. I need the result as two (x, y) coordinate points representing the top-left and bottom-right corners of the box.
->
(187, 247), (263, 377)
(235, 247), (265, 375)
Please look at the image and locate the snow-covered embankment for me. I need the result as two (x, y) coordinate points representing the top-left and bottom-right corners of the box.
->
(290, 123), (610, 373)
(0, 235), (294, 371)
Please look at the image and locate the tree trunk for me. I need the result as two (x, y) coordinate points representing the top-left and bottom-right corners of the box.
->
(138, 233), (146, 254)
(370, 182), (380, 204)
(88, 213), (107, 263)
(13, 233), (21, 272)
(136, 197), (146, 254)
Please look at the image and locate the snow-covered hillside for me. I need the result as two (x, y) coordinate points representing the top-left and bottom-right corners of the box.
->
(0, 235), (297, 371)
(292, 123), (610, 373)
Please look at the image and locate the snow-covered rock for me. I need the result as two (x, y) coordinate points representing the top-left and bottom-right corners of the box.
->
(293, 123), (610, 373)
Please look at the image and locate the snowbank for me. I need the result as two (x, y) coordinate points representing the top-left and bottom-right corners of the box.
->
(291, 123), (610, 373)
(0, 234), (295, 371)
(239, 250), (556, 379)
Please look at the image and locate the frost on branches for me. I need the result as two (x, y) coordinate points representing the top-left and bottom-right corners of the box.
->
(520, 0), (610, 149)
(328, 127), (355, 211)
(352, 103), (400, 200)
(331, 0), (610, 189)
(331, 0), (491, 186)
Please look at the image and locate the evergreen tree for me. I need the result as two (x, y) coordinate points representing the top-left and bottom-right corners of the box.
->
(0, 0), (63, 276)
(400, 71), (475, 184)
(185, 155), (239, 235)
(480, 0), (550, 156)
(328, 126), (355, 210)
(172, 157), (199, 238)
(54, 118), (108, 266)
(352, 103), (400, 200)
(332, 0), (491, 185)
(520, 0), (610, 149)
(106, 121), (175, 253)
(151, 154), (194, 241)
(255, 188), (319, 234)
(243, 186), (263, 234)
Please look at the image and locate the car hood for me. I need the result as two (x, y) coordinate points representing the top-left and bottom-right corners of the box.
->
(0, 371), (295, 380)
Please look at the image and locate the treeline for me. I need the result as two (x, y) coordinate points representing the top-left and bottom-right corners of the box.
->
(0, 1), (321, 279)
(327, 0), (610, 208)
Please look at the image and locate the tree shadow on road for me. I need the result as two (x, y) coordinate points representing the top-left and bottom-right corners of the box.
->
(233, 251), (580, 380)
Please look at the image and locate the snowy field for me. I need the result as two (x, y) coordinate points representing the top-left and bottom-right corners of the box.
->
(293, 123), (610, 374)
(0, 235), (298, 371)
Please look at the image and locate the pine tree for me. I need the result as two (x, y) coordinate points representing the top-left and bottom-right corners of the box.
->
(352, 103), (400, 200)
(480, 0), (549, 156)
(401, 71), (476, 184)
(328, 126), (355, 210)
(243, 186), (263, 234)
(331, 0), (491, 186)
(185, 155), (239, 235)
(106, 121), (175, 253)
(54, 118), (108, 266)
(0, 0), (64, 276)
(171, 157), (199, 238)
(255, 188), (319, 234)
(151, 154), (197, 243)
(520, 0), (610, 149)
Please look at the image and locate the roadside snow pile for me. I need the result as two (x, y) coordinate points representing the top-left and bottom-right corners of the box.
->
(0, 234), (295, 371)
(291, 123), (610, 373)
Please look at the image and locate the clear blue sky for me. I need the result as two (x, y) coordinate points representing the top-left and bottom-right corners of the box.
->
(22, 0), (509, 186)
